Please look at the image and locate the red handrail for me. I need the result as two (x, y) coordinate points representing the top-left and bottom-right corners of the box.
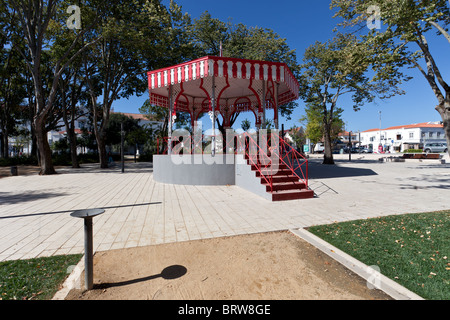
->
(273, 132), (309, 188)
(156, 131), (309, 190)
(240, 133), (275, 192)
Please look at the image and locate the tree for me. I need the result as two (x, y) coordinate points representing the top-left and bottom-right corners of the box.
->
(300, 102), (345, 150)
(191, 12), (301, 127)
(139, 99), (191, 154)
(0, 1), (28, 158)
(298, 33), (406, 164)
(105, 113), (140, 146)
(287, 126), (306, 151)
(0, 49), (27, 158)
(189, 11), (229, 57)
(82, 1), (145, 168)
(5, 0), (103, 174)
(241, 119), (251, 132)
(83, 0), (194, 168)
(331, 0), (450, 156)
(47, 3), (92, 168)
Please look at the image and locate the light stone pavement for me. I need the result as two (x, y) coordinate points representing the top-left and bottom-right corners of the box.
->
(0, 155), (449, 262)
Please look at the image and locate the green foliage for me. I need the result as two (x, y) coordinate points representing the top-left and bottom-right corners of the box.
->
(331, 0), (450, 152)
(105, 114), (141, 146)
(0, 155), (38, 167)
(287, 126), (306, 149)
(241, 119), (251, 132)
(299, 32), (406, 163)
(403, 149), (424, 154)
(300, 103), (345, 145)
(190, 11), (300, 120)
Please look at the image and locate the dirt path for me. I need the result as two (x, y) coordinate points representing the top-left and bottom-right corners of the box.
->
(66, 231), (391, 300)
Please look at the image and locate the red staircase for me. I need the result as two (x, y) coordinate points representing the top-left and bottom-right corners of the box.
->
(248, 160), (315, 201)
(242, 132), (315, 202)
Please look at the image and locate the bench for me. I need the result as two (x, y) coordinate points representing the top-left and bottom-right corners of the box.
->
(402, 153), (442, 160)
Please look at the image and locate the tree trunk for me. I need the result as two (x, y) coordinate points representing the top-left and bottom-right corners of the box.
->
(436, 99), (450, 157)
(61, 80), (81, 169)
(69, 130), (80, 168)
(34, 118), (56, 175)
(1, 125), (8, 158)
(323, 122), (335, 165)
(96, 132), (108, 169)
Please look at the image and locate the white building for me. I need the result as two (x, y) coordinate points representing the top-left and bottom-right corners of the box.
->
(4, 112), (163, 156)
(360, 122), (446, 153)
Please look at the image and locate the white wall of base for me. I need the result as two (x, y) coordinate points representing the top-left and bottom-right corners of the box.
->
(153, 155), (236, 186)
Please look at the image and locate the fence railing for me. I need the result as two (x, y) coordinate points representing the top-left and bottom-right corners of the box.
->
(156, 132), (309, 190)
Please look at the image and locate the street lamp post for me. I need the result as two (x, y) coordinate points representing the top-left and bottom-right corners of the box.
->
(349, 131), (352, 161)
(121, 122), (125, 173)
(379, 111), (382, 153)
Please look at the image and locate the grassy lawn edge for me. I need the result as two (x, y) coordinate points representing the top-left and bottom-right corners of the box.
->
(308, 211), (449, 300)
(0, 254), (83, 300)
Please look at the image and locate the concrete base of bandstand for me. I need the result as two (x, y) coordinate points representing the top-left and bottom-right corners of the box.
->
(153, 155), (237, 186)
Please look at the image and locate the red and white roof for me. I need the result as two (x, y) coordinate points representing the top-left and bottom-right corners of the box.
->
(362, 122), (444, 133)
(147, 56), (299, 121)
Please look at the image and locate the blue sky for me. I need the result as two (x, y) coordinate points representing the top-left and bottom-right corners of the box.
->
(113, 0), (449, 133)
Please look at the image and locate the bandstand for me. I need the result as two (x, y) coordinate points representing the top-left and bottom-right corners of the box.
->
(147, 56), (313, 201)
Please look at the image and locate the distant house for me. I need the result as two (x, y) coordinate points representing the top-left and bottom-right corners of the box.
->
(5, 111), (163, 156)
(283, 127), (305, 151)
(360, 122), (446, 153)
(114, 112), (163, 132)
(338, 131), (360, 146)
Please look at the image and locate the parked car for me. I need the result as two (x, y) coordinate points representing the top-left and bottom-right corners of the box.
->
(314, 143), (325, 153)
(423, 143), (448, 154)
(344, 146), (364, 153)
(352, 146), (367, 153)
(362, 147), (373, 153)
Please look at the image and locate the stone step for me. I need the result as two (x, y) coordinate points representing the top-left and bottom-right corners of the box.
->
(270, 189), (315, 202)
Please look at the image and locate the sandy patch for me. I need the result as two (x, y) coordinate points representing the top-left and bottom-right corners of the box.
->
(65, 231), (391, 300)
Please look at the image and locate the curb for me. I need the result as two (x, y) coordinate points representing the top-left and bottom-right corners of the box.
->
(52, 256), (85, 300)
(290, 228), (424, 301)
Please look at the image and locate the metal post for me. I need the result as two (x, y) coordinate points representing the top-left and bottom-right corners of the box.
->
(262, 80), (266, 129)
(275, 83), (279, 130)
(359, 131), (361, 154)
(349, 131), (352, 162)
(211, 76), (216, 157)
(379, 111), (382, 151)
(121, 122), (125, 173)
(84, 217), (94, 290)
(70, 209), (105, 291)
(168, 86), (173, 155)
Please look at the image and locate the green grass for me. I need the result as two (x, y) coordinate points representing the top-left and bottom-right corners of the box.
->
(308, 211), (449, 300)
(0, 254), (82, 300)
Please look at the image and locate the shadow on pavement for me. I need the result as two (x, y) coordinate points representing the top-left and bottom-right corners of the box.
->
(0, 202), (162, 220)
(0, 191), (67, 206)
(307, 161), (378, 180)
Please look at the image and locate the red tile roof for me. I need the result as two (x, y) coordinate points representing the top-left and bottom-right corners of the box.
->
(362, 128), (380, 133)
(362, 122), (443, 133)
(58, 129), (85, 135)
(113, 112), (157, 122)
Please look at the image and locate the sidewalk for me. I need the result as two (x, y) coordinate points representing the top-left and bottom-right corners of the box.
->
(0, 159), (449, 262)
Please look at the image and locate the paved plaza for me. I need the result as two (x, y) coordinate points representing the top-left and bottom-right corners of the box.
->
(0, 155), (449, 262)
